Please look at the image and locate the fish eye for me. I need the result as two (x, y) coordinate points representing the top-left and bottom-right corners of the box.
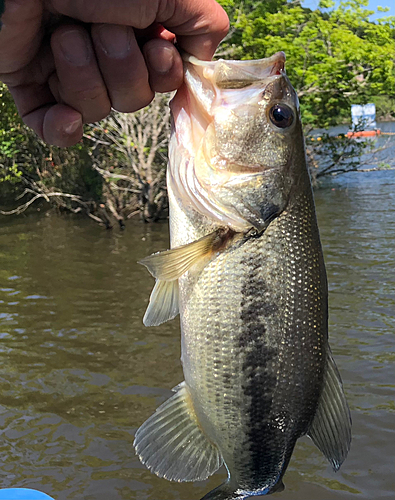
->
(269, 104), (294, 129)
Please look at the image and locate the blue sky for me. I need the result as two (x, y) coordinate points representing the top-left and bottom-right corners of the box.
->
(301, 0), (395, 20)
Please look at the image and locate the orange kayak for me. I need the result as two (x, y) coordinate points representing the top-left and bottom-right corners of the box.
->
(346, 130), (381, 138)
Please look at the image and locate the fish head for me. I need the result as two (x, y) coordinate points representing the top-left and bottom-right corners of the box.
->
(169, 52), (308, 232)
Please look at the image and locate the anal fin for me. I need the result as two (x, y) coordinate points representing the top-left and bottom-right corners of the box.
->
(308, 353), (352, 471)
(134, 382), (223, 482)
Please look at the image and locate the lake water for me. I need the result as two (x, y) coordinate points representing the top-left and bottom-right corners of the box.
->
(0, 140), (394, 498)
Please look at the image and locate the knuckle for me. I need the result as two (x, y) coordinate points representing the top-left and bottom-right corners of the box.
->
(84, 105), (111, 123)
(136, 92), (154, 110)
(110, 77), (153, 112)
(217, 15), (230, 38)
(67, 84), (108, 103)
(79, 86), (106, 102)
(134, 1), (158, 28)
(60, 84), (111, 122)
(0, 73), (16, 86)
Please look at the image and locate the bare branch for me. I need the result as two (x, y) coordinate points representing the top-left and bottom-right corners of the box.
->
(0, 191), (88, 216)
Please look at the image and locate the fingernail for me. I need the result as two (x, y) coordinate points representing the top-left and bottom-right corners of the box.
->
(63, 118), (82, 135)
(60, 30), (91, 66)
(98, 25), (131, 58)
(146, 46), (174, 74)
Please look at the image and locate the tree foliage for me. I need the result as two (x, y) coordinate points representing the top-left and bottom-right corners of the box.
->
(1, 1), (394, 225)
(219, 0), (395, 128)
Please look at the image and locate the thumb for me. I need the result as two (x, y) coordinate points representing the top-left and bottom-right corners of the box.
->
(162, 0), (229, 60)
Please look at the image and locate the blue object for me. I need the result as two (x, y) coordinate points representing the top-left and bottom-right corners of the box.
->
(0, 489), (55, 500)
(351, 103), (377, 130)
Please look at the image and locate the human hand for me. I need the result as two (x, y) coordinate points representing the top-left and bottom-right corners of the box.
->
(0, 0), (228, 147)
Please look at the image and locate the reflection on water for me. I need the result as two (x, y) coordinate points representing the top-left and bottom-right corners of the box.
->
(0, 168), (394, 499)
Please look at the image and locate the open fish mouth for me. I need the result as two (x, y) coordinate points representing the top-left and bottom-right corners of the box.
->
(181, 51), (286, 89)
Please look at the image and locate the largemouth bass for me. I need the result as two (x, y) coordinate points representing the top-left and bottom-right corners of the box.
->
(134, 51), (351, 499)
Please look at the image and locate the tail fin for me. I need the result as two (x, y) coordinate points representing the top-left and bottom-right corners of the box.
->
(201, 480), (285, 499)
(200, 481), (243, 500)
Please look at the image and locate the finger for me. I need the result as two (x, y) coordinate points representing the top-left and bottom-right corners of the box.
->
(50, 24), (111, 123)
(42, 104), (83, 146)
(143, 39), (183, 93)
(91, 24), (153, 112)
(9, 81), (83, 146)
(50, 0), (229, 59)
(49, 0), (161, 26)
(0, 0), (42, 73)
(4, 43), (83, 147)
(162, 1), (229, 60)
(29, 103), (83, 147)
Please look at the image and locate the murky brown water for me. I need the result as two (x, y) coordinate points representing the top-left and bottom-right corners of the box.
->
(0, 169), (394, 499)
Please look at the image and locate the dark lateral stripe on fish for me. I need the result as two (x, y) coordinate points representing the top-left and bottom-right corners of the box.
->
(238, 250), (283, 488)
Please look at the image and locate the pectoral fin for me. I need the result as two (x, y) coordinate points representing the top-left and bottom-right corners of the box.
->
(140, 229), (238, 326)
(308, 353), (352, 471)
(143, 279), (179, 327)
(134, 382), (223, 482)
(138, 229), (233, 281)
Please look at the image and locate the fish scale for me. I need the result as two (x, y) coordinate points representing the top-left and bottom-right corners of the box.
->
(134, 52), (351, 500)
(173, 175), (327, 493)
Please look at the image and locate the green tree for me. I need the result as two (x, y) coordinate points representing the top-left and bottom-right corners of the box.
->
(219, 0), (395, 128)
(0, 84), (26, 180)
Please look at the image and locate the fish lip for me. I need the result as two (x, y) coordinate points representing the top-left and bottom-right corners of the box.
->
(181, 51), (286, 70)
(269, 58), (286, 77)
